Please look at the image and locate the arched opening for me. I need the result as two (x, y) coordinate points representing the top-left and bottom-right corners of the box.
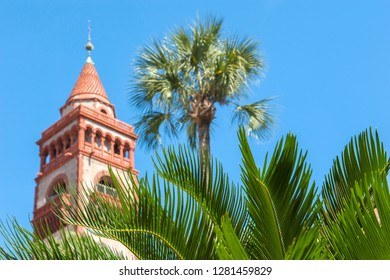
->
(100, 109), (107, 114)
(43, 149), (50, 165)
(85, 128), (92, 144)
(95, 131), (102, 148)
(72, 131), (78, 145)
(51, 144), (57, 160)
(104, 135), (112, 152)
(96, 176), (117, 198)
(49, 180), (67, 199)
(64, 134), (71, 150)
(57, 139), (63, 155)
(124, 143), (130, 159)
(114, 140), (121, 155)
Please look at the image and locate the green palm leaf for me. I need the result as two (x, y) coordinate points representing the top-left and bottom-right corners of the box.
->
(233, 98), (275, 140)
(0, 218), (126, 260)
(322, 171), (390, 259)
(322, 128), (389, 219)
(214, 214), (249, 260)
(130, 15), (272, 153)
(153, 145), (247, 237)
(57, 171), (215, 260)
(134, 111), (179, 150)
(321, 128), (390, 259)
(238, 127), (320, 259)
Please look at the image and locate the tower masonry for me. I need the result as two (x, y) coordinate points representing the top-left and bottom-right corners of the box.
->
(32, 28), (138, 258)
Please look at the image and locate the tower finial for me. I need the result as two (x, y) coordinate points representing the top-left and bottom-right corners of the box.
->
(88, 20), (92, 42)
(85, 20), (94, 64)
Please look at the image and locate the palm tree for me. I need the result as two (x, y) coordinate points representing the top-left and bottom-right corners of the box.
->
(1, 128), (388, 259)
(131, 15), (274, 158)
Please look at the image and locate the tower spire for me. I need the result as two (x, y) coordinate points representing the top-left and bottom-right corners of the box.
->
(85, 20), (94, 64)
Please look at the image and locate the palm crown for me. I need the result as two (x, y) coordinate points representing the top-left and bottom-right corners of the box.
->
(131, 16), (273, 154)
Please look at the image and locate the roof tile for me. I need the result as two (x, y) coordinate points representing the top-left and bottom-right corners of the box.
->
(67, 62), (109, 103)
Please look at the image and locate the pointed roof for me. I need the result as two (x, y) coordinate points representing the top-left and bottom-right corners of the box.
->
(67, 21), (110, 104)
(67, 61), (110, 104)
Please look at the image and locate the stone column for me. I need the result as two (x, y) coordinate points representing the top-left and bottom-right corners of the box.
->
(110, 141), (115, 159)
(119, 144), (124, 164)
(129, 148), (135, 168)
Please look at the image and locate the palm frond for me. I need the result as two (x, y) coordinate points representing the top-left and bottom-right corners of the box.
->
(189, 15), (223, 68)
(214, 214), (249, 260)
(133, 41), (183, 106)
(153, 145), (248, 237)
(322, 128), (389, 219)
(238, 127), (320, 259)
(322, 171), (390, 259)
(284, 214), (328, 260)
(227, 35), (263, 76)
(233, 98), (275, 141)
(134, 111), (179, 150)
(239, 128), (284, 259)
(0, 218), (126, 260)
(129, 15), (271, 151)
(57, 164), (216, 260)
(172, 26), (192, 56)
(321, 128), (390, 259)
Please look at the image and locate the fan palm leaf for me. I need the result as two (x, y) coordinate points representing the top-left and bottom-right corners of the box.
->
(232, 98), (274, 140)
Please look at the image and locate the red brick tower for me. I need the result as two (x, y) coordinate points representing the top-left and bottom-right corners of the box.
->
(32, 26), (137, 257)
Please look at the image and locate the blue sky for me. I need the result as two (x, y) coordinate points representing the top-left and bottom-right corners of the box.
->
(1, 0), (389, 246)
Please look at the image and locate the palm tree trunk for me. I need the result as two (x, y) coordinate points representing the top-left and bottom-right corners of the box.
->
(198, 120), (211, 159)
(198, 120), (211, 191)
(191, 96), (215, 189)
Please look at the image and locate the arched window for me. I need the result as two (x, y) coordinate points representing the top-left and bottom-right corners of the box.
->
(96, 176), (117, 198)
(64, 134), (71, 150)
(43, 150), (50, 165)
(104, 135), (112, 152)
(49, 180), (67, 199)
(124, 143), (130, 159)
(95, 131), (102, 148)
(72, 131), (78, 145)
(85, 128), (92, 144)
(57, 139), (63, 155)
(51, 145), (57, 160)
(114, 140), (121, 155)
(100, 109), (107, 114)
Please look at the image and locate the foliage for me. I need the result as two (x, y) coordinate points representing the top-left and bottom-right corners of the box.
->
(0, 127), (389, 260)
(321, 129), (390, 259)
(0, 219), (126, 260)
(130, 15), (274, 153)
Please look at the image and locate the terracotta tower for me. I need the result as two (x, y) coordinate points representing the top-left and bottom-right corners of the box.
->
(32, 25), (138, 257)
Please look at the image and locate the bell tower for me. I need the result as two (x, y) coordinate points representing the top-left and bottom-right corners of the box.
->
(32, 24), (138, 257)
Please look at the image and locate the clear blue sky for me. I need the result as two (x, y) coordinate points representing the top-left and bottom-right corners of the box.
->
(1, 0), (389, 246)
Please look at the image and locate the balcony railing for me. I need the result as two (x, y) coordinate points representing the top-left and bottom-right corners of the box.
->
(96, 183), (118, 199)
